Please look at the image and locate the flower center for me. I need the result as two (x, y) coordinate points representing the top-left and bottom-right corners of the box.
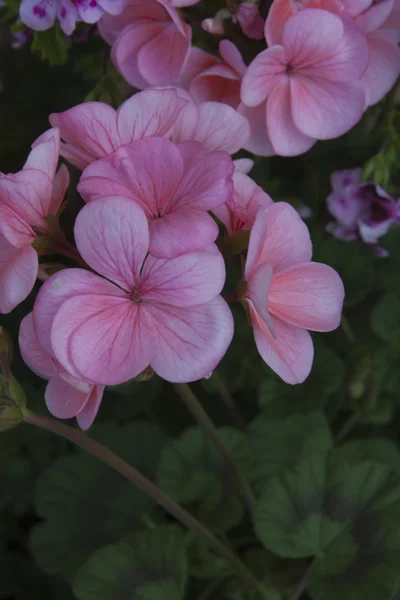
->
(130, 288), (142, 303)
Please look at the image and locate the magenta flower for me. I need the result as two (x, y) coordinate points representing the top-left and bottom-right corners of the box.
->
(19, 313), (104, 430)
(99, 0), (192, 89)
(50, 88), (250, 168)
(78, 137), (234, 258)
(240, 203), (344, 384)
(33, 197), (233, 385)
(326, 168), (400, 256)
(214, 172), (273, 236)
(0, 129), (69, 314)
(240, 8), (369, 156)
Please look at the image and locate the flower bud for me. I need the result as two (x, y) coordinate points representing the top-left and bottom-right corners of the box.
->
(135, 366), (154, 382)
(0, 377), (27, 431)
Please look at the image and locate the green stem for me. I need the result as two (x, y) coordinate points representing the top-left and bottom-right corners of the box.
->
(211, 371), (246, 429)
(24, 411), (262, 595)
(173, 383), (257, 514)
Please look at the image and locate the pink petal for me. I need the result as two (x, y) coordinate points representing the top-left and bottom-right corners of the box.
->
(265, 0), (297, 46)
(49, 102), (120, 168)
(26, 128), (60, 179)
(77, 0), (104, 23)
(234, 158), (254, 174)
(45, 374), (91, 420)
(245, 203), (312, 278)
(266, 79), (316, 156)
(19, 0), (57, 31)
(326, 187), (364, 228)
(19, 313), (57, 379)
(0, 237), (38, 314)
(149, 207), (219, 258)
(356, 0), (394, 33)
(331, 168), (362, 191)
(141, 243), (225, 306)
(51, 295), (156, 385)
(237, 102), (276, 157)
(241, 46), (286, 107)
(0, 202), (35, 248)
(363, 31), (400, 106)
(0, 170), (53, 232)
(33, 268), (122, 358)
(268, 262), (344, 331)
(250, 306), (314, 384)
(137, 22), (191, 85)
(189, 66), (242, 108)
(179, 47), (220, 88)
(112, 23), (167, 89)
(99, 0), (171, 45)
(58, 0), (78, 35)
(247, 263), (274, 330)
(116, 88), (189, 145)
(219, 40), (247, 75)
(236, 3), (265, 40)
(74, 196), (149, 289)
(148, 296), (234, 382)
(49, 164), (69, 215)
(290, 76), (366, 140)
(76, 385), (105, 430)
(98, 0), (126, 15)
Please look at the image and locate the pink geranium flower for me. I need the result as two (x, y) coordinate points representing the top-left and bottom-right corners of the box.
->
(20, 0), (124, 35)
(50, 88), (250, 169)
(19, 313), (104, 430)
(181, 41), (246, 107)
(33, 197), (233, 385)
(78, 137), (234, 258)
(240, 203), (344, 383)
(99, 0), (192, 89)
(240, 8), (369, 156)
(0, 129), (69, 314)
(214, 172), (273, 236)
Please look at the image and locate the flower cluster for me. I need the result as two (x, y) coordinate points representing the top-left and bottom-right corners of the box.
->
(0, 88), (344, 429)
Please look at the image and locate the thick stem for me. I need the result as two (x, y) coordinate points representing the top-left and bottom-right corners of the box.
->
(211, 372), (246, 429)
(24, 411), (263, 595)
(173, 383), (257, 514)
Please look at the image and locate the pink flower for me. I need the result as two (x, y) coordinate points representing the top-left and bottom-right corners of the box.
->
(99, 0), (192, 89)
(214, 171), (273, 236)
(241, 9), (369, 156)
(181, 41), (246, 107)
(50, 88), (250, 168)
(241, 203), (344, 384)
(78, 137), (234, 258)
(265, 0), (400, 107)
(19, 313), (104, 430)
(33, 197), (233, 385)
(20, 0), (124, 35)
(236, 2), (265, 39)
(0, 129), (69, 314)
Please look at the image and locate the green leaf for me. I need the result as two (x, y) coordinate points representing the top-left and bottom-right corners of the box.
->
(185, 534), (227, 580)
(157, 427), (250, 532)
(255, 452), (400, 600)
(335, 439), (400, 473)
(30, 422), (168, 578)
(31, 24), (69, 66)
(248, 412), (333, 493)
(371, 294), (400, 346)
(73, 526), (188, 600)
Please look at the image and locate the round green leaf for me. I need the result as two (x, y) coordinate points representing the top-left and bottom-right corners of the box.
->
(371, 294), (400, 345)
(73, 526), (187, 600)
(335, 439), (400, 472)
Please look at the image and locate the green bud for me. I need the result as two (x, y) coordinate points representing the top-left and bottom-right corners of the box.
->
(0, 377), (27, 431)
(222, 229), (250, 256)
(135, 366), (154, 382)
(31, 235), (54, 254)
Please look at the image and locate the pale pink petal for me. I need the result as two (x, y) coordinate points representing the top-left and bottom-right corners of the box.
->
(269, 262), (344, 331)
(0, 170), (53, 231)
(45, 375), (90, 419)
(356, 0), (394, 32)
(77, 0), (104, 23)
(33, 268), (122, 358)
(149, 208), (219, 258)
(137, 22), (191, 85)
(327, 187), (363, 228)
(98, 0), (125, 15)
(49, 103), (120, 167)
(0, 237), (38, 314)
(19, 313), (57, 379)
(76, 385), (105, 430)
(236, 3), (265, 40)
(250, 305), (314, 384)
(266, 80), (316, 156)
(19, 0), (57, 31)
(99, 0), (171, 45)
(49, 164), (69, 215)
(171, 0), (201, 6)
(234, 158), (254, 174)
(247, 263), (274, 330)
(245, 203), (312, 278)
(363, 31), (400, 106)
(0, 202), (35, 248)
(26, 128), (60, 179)
(74, 197), (149, 289)
(179, 47), (220, 89)
(78, 158), (136, 203)
(148, 296), (234, 382)
(237, 102), (276, 157)
(290, 76), (366, 139)
(241, 46), (288, 108)
(112, 23), (168, 88)
(58, 0), (78, 35)
(219, 40), (247, 75)
(51, 295), (156, 385)
(190, 66), (242, 107)
(331, 168), (362, 191)
(141, 244), (225, 306)
(116, 88), (189, 145)
(265, 0), (297, 46)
